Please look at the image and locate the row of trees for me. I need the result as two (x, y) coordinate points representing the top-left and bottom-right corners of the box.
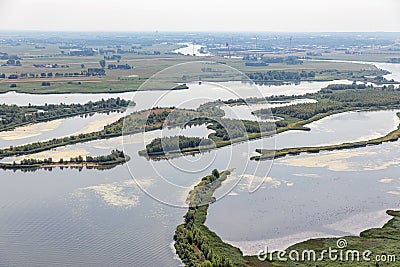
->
(188, 117), (275, 141)
(174, 170), (236, 267)
(0, 98), (130, 131)
(107, 64), (132, 70)
(2, 71), (105, 79)
(145, 136), (213, 154)
(4, 150), (126, 168)
(255, 85), (400, 121)
(247, 70), (315, 82)
(72, 150), (126, 163)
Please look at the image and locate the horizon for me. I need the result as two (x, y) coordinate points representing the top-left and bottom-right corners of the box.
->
(0, 0), (399, 32)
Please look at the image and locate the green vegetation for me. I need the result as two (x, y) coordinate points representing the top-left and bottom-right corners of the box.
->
(143, 136), (214, 156)
(174, 170), (400, 266)
(255, 85), (400, 123)
(0, 98), (130, 131)
(311, 52), (400, 63)
(252, 86), (400, 160)
(5, 85), (400, 162)
(253, 112), (400, 160)
(0, 149), (128, 171)
(246, 68), (395, 85)
(0, 41), (193, 94)
(0, 39), (391, 95)
(247, 70), (315, 84)
(174, 169), (247, 267)
(244, 210), (400, 266)
(0, 107), (201, 159)
(141, 114), (276, 157)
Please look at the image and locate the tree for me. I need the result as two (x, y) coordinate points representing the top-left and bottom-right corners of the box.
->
(212, 169), (220, 178)
(81, 64), (85, 69)
(99, 60), (106, 68)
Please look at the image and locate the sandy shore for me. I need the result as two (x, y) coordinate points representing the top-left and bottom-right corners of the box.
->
(0, 119), (63, 140)
(2, 148), (89, 163)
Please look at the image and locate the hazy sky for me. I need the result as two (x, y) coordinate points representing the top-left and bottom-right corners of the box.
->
(0, 0), (399, 32)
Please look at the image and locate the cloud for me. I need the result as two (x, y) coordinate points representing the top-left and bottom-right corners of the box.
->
(379, 178), (394, 184)
(74, 179), (153, 208)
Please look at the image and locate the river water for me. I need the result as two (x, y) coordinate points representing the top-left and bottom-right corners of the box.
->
(0, 61), (399, 266)
(173, 42), (211, 57)
(0, 112), (125, 149)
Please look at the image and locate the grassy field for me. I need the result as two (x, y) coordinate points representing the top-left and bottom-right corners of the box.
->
(0, 41), (383, 94)
(311, 50), (400, 63)
(0, 42), (199, 93)
(230, 59), (377, 72)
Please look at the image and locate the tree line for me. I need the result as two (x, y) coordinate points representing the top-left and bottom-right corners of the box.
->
(145, 136), (213, 154)
(174, 169), (242, 267)
(2, 150), (126, 169)
(0, 98), (130, 132)
(247, 70), (315, 83)
(254, 85), (400, 121)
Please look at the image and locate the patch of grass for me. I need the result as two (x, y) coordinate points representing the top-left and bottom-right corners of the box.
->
(174, 170), (248, 267)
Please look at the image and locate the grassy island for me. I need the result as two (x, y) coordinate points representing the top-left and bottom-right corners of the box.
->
(0, 149), (128, 171)
(174, 169), (247, 267)
(0, 98), (131, 132)
(141, 136), (214, 156)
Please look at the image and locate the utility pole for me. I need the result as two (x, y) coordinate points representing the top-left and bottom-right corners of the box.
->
(226, 43), (231, 58)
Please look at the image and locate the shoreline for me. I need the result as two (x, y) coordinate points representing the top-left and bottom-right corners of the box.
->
(252, 112), (400, 160)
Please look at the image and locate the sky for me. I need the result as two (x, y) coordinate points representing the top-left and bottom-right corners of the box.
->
(0, 0), (399, 32)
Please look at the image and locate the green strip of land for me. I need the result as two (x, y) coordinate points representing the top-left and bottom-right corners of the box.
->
(252, 112), (400, 161)
(0, 108), (199, 159)
(174, 170), (400, 266)
(0, 98), (131, 132)
(174, 169), (247, 267)
(0, 149), (128, 171)
(3, 85), (400, 161)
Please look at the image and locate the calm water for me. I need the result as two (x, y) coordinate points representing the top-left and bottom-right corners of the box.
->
(275, 109), (400, 149)
(0, 80), (352, 107)
(0, 91), (135, 105)
(1, 61), (400, 266)
(0, 112), (125, 149)
(173, 42), (211, 57)
(206, 141), (400, 254)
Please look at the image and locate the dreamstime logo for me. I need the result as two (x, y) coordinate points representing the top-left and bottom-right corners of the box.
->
(122, 61), (276, 207)
(257, 238), (396, 263)
(336, 238), (347, 249)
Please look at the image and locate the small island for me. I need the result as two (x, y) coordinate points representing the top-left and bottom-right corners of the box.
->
(0, 98), (131, 132)
(0, 149), (129, 171)
(141, 136), (214, 156)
